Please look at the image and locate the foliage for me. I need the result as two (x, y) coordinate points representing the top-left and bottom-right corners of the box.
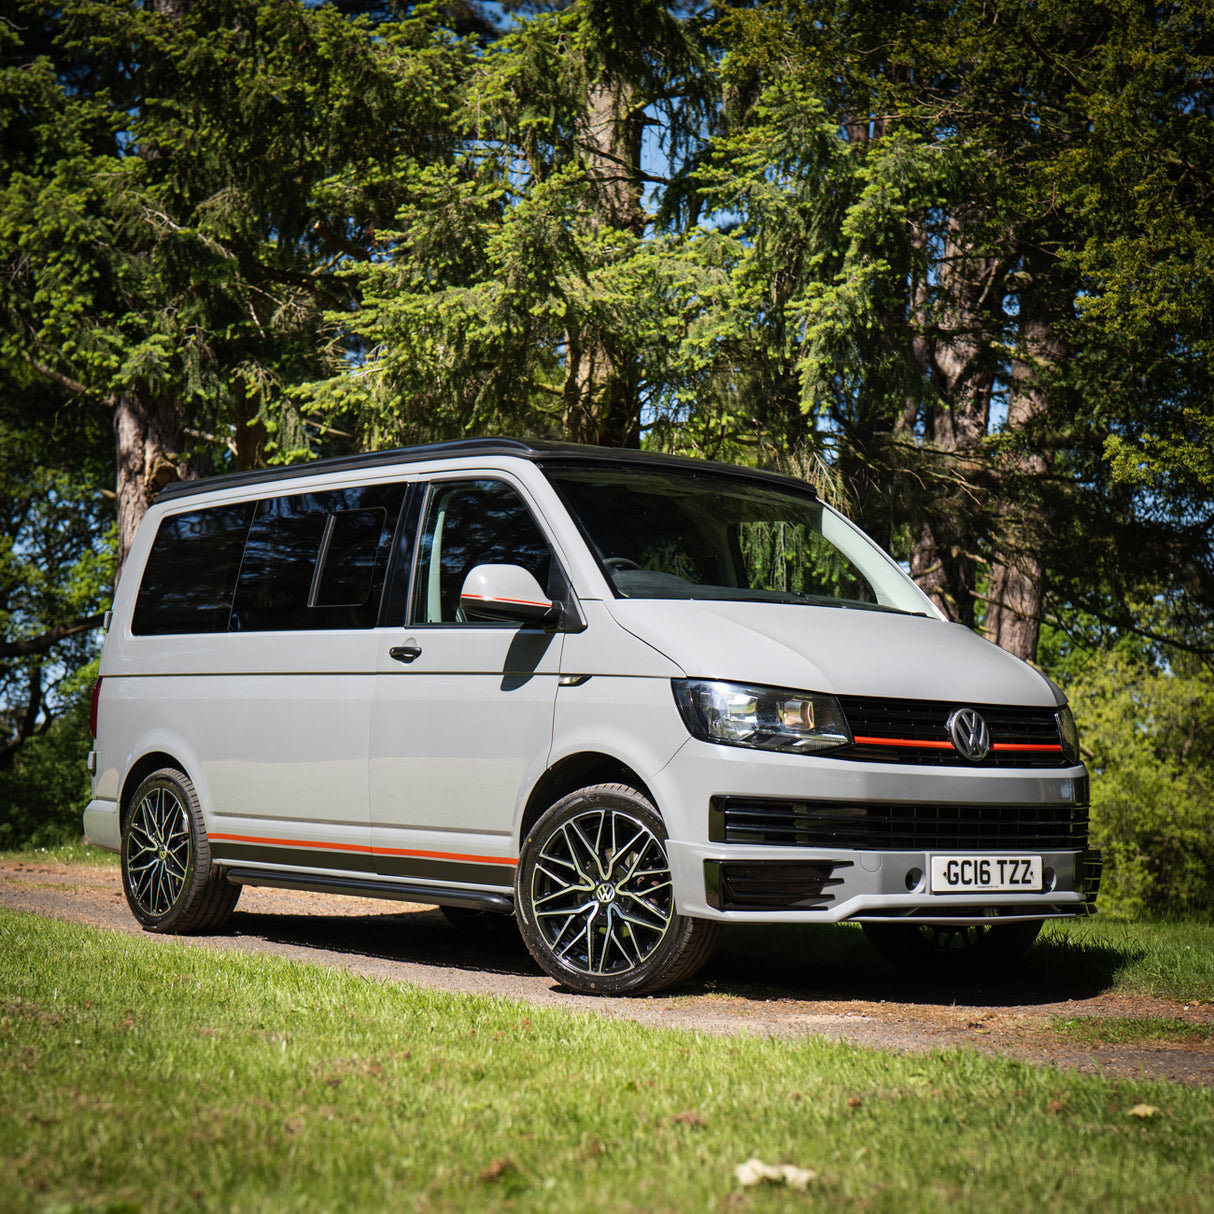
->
(311, 0), (719, 449)
(0, 373), (113, 790)
(1, 0), (1211, 917)
(1, 0), (442, 571)
(0, 692), (93, 850)
(698, 0), (1214, 661)
(5, 910), (1214, 1214)
(1066, 649), (1214, 920)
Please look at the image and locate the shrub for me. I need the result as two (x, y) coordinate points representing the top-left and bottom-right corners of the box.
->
(1065, 651), (1214, 919)
(0, 697), (92, 849)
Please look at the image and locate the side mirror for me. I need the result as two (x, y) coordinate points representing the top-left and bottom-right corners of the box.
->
(459, 564), (561, 627)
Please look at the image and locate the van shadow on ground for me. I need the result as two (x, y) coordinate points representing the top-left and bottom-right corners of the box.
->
(701, 923), (1134, 1008)
(223, 905), (539, 979)
(217, 906), (1132, 1009)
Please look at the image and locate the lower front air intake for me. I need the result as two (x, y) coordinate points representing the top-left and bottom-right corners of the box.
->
(703, 860), (853, 911)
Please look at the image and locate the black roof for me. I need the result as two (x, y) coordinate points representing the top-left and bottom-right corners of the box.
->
(154, 437), (818, 503)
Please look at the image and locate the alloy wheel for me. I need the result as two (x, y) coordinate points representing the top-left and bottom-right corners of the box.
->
(125, 783), (192, 919)
(529, 807), (674, 978)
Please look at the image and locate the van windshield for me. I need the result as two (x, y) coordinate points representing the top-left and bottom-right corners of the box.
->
(543, 464), (932, 615)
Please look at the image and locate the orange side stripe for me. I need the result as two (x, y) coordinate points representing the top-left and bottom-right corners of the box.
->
(373, 847), (517, 867)
(460, 593), (549, 609)
(209, 832), (517, 867)
(211, 833), (369, 852)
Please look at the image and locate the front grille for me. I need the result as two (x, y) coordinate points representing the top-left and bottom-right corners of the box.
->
(704, 860), (852, 911)
(832, 695), (1069, 768)
(711, 797), (1090, 852)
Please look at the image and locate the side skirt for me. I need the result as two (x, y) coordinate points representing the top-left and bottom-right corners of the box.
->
(225, 868), (515, 915)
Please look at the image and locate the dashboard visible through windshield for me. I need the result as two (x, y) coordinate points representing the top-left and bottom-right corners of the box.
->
(542, 463), (925, 615)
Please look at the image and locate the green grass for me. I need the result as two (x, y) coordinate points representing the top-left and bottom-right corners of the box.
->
(3, 909), (1214, 1214)
(0, 842), (118, 867)
(1050, 1016), (1214, 1046)
(1034, 918), (1214, 1004)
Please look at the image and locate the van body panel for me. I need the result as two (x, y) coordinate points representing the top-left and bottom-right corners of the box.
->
(546, 676), (695, 800)
(609, 600), (1060, 706)
(104, 633), (378, 848)
(369, 625), (563, 869)
(556, 599), (684, 678)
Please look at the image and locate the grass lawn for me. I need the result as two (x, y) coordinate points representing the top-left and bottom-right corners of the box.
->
(3, 905), (1213, 1214)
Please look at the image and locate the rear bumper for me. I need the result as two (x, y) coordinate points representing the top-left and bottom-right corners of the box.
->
(82, 799), (121, 854)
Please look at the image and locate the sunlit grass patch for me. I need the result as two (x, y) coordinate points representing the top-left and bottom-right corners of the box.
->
(0, 842), (118, 867)
(3, 908), (1214, 1214)
(1051, 1017), (1214, 1046)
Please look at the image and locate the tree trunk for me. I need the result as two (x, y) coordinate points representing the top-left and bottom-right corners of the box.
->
(984, 552), (1044, 661)
(232, 378), (268, 471)
(562, 73), (645, 448)
(113, 391), (187, 579)
(982, 259), (1062, 663)
(908, 217), (1003, 627)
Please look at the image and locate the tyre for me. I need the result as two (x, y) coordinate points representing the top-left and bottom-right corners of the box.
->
(120, 767), (241, 933)
(515, 783), (719, 996)
(861, 917), (1042, 978)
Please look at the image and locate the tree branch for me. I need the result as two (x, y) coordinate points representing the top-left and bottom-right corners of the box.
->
(26, 358), (115, 408)
(0, 613), (107, 660)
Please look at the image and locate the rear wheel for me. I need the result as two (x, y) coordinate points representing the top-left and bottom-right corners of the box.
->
(861, 918), (1042, 978)
(516, 783), (719, 995)
(121, 767), (240, 933)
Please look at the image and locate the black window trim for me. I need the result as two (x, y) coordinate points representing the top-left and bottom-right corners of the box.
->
(405, 474), (579, 631)
(138, 482), (413, 636)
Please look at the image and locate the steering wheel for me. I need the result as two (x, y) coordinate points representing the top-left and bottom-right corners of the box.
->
(603, 557), (641, 572)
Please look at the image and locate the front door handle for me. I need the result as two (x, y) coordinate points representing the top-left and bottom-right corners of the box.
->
(389, 644), (422, 664)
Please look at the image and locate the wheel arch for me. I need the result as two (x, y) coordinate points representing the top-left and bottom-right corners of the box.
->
(119, 752), (187, 827)
(520, 751), (656, 844)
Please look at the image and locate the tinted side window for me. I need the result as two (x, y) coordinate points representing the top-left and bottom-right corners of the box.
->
(132, 504), (255, 635)
(231, 484), (405, 632)
(412, 480), (554, 625)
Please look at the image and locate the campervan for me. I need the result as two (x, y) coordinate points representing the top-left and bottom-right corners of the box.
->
(85, 439), (1097, 994)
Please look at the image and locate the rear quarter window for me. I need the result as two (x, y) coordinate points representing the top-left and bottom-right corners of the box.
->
(131, 483), (406, 635)
(131, 504), (255, 635)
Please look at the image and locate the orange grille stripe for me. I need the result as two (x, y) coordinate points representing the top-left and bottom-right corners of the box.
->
(851, 736), (1062, 753)
(852, 736), (952, 749)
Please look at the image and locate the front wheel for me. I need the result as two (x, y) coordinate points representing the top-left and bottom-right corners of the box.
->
(516, 783), (719, 996)
(861, 918), (1042, 979)
(121, 767), (241, 933)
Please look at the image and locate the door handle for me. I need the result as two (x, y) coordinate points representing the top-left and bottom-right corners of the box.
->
(389, 644), (422, 664)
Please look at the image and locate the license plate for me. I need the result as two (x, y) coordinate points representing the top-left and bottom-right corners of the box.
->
(929, 855), (1042, 893)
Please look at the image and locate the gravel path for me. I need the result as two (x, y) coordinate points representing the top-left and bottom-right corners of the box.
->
(4, 857), (1212, 1085)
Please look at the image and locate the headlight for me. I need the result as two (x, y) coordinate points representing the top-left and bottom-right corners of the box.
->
(672, 679), (851, 754)
(1056, 705), (1081, 764)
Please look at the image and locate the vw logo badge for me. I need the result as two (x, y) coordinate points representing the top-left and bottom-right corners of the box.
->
(947, 707), (991, 762)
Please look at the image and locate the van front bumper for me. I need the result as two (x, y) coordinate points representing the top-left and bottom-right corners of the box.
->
(655, 740), (1096, 923)
(666, 842), (1101, 924)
